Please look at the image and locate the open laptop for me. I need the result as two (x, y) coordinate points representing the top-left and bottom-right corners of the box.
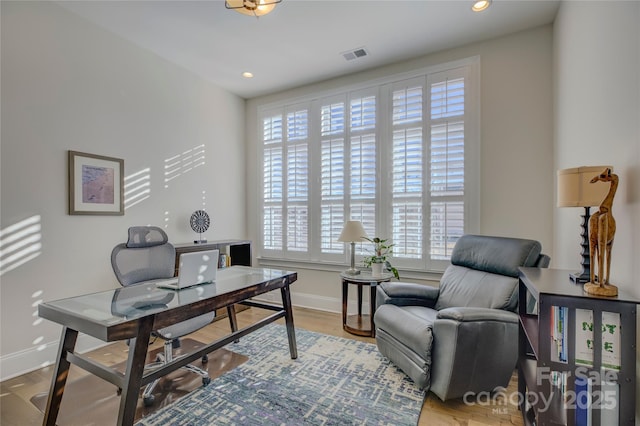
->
(156, 249), (219, 290)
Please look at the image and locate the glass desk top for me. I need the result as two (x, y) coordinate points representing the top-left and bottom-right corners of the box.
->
(38, 266), (296, 334)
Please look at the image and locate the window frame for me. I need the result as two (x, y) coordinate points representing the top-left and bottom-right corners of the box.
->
(257, 57), (480, 274)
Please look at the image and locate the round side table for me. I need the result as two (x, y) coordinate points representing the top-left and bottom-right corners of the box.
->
(340, 271), (393, 337)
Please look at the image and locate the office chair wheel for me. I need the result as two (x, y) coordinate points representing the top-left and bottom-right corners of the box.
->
(143, 394), (155, 407)
(202, 354), (208, 363)
(202, 377), (211, 387)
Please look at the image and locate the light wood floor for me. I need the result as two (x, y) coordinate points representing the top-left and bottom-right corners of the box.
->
(0, 306), (524, 426)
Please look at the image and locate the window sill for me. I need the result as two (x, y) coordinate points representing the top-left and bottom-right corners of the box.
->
(256, 257), (444, 283)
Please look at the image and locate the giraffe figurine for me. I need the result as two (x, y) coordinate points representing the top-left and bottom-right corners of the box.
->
(585, 167), (618, 296)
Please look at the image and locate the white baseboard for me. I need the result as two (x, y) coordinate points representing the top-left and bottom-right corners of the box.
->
(1, 291), (339, 382)
(0, 333), (108, 382)
(253, 290), (341, 314)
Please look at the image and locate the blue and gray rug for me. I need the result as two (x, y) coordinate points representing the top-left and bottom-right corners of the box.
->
(136, 324), (424, 425)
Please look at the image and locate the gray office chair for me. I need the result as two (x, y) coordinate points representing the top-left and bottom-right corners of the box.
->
(111, 226), (218, 407)
(374, 234), (550, 401)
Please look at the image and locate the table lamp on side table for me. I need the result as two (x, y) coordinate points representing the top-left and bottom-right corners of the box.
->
(557, 166), (611, 283)
(338, 220), (369, 275)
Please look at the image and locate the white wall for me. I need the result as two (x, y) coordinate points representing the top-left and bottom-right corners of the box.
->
(553, 1), (640, 297)
(0, 1), (246, 379)
(246, 26), (554, 308)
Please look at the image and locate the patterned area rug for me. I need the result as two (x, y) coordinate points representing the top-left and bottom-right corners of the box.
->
(136, 324), (425, 425)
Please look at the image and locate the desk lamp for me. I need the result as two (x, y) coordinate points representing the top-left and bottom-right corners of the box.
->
(557, 166), (611, 283)
(338, 221), (368, 275)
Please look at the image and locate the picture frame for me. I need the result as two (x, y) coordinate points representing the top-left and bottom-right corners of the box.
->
(68, 150), (124, 215)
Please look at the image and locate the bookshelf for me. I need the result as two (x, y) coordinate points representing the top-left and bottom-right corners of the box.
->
(518, 267), (637, 425)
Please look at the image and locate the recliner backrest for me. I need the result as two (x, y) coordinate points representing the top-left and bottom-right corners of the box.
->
(434, 235), (542, 312)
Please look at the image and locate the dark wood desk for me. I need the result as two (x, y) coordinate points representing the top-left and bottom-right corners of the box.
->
(38, 266), (298, 426)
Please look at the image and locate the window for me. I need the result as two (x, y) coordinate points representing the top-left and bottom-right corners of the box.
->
(259, 58), (479, 272)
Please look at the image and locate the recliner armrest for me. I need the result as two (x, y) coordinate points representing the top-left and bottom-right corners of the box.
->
(436, 307), (519, 324)
(430, 307), (519, 400)
(376, 281), (439, 310)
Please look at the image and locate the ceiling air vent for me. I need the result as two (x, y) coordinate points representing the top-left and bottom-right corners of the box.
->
(342, 47), (369, 61)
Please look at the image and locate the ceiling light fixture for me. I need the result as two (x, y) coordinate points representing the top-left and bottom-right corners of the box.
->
(225, 0), (282, 17)
(471, 0), (491, 12)
(242, 72), (254, 78)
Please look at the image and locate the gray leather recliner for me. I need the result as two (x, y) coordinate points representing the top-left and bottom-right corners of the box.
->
(374, 234), (550, 401)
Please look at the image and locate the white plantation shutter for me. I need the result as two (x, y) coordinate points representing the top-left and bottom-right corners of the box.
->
(259, 58), (478, 271)
(320, 100), (346, 254)
(262, 114), (283, 251)
(349, 94), (377, 254)
(430, 122), (464, 196)
(261, 107), (310, 257)
(286, 110), (309, 252)
(263, 206), (282, 251)
(320, 204), (344, 254)
(428, 72), (467, 262)
(431, 78), (465, 119)
(430, 201), (463, 259)
(393, 203), (422, 259)
(391, 80), (424, 260)
(287, 206), (308, 252)
(285, 108), (309, 255)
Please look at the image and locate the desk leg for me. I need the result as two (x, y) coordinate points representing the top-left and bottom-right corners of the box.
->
(281, 284), (297, 359)
(42, 326), (78, 426)
(341, 280), (347, 329)
(227, 305), (240, 343)
(226, 305), (238, 333)
(370, 283), (377, 338)
(117, 316), (154, 426)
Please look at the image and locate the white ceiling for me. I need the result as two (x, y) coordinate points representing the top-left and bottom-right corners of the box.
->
(58, 0), (560, 99)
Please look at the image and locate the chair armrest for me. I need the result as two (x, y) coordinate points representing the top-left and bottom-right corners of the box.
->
(376, 281), (439, 311)
(436, 307), (519, 324)
(430, 307), (519, 400)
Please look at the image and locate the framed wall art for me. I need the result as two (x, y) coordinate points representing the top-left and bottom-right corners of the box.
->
(68, 150), (124, 215)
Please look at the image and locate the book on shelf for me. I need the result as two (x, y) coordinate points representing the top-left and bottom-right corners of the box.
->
(575, 375), (592, 426)
(575, 308), (594, 367)
(550, 306), (568, 363)
(601, 312), (621, 370)
(548, 370), (568, 425)
(600, 380), (619, 424)
(574, 309), (621, 370)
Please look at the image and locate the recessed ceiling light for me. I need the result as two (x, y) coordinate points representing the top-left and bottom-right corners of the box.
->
(471, 0), (491, 12)
(242, 72), (254, 78)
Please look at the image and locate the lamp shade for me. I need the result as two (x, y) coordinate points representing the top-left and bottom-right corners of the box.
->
(338, 221), (368, 243)
(557, 166), (612, 208)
